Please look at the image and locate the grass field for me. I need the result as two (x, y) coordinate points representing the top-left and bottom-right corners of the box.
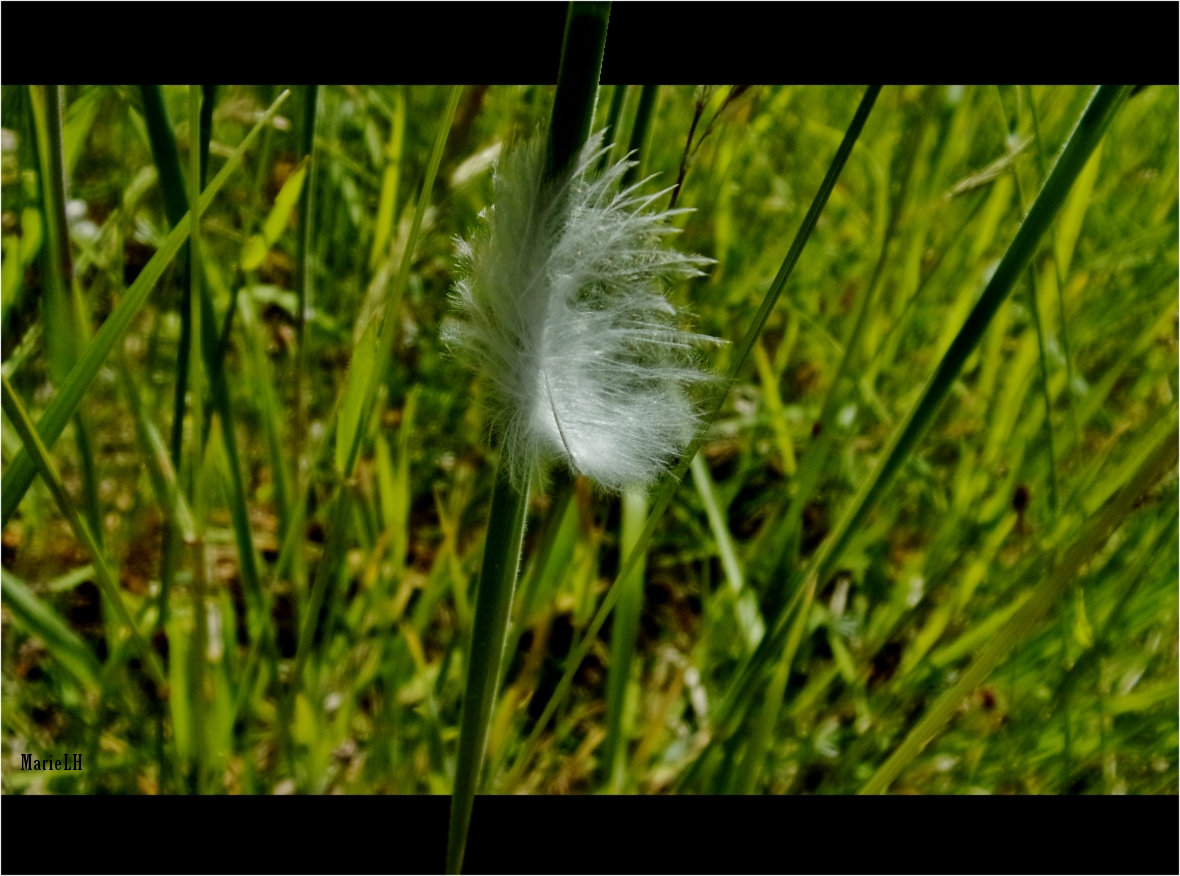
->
(1, 74), (1176, 809)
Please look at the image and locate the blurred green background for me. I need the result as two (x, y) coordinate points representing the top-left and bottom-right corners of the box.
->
(1, 83), (1176, 795)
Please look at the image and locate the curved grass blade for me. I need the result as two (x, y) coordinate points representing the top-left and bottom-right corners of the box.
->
(502, 83), (882, 789)
(1, 89), (292, 530)
(451, 7), (610, 868)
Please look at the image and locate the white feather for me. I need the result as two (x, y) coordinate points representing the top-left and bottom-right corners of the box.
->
(446, 130), (718, 492)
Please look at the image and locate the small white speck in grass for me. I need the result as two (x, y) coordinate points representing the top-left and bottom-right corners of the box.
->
(838, 403), (858, 429)
(905, 575), (925, 608)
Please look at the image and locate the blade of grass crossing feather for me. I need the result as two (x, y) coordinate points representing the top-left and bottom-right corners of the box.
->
(0, 90), (291, 529)
(503, 85), (881, 786)
(726, 86), (1131, 725)
(450, 10), (608, 869)
(861, 417), (1177, 794)
(1, 568), (101, 689)
(499, 474), (577, 688)
(1, 374), (165, 688)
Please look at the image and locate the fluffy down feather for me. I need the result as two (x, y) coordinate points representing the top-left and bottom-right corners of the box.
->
(446, 131), (717, 492)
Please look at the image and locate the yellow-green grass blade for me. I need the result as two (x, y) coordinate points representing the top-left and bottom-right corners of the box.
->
(368, 86), (405, 272)
(0, 88), (291, 530)
(240, 156), (308, 270)
(293, 84), (320, 561)
(504, 84), (882, 785)
(860, 415), (1177, 795)
(1, 568), (101, 689)
(1, 373), (165, 689)
(186, 84), (210, 792)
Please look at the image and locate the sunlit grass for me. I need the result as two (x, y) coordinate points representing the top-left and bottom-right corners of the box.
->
(0, 69), (1175, 813)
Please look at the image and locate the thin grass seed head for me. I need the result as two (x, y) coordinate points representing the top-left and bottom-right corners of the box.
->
(446, 131), (719, 492)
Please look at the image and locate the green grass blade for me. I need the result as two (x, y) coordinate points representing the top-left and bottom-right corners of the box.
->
(621, 84), (658, 186)
(1, 568), (101, 689)
(447, 468), (530, 873)
(1, 373), (165, 689)
(336, 314), (380, 473)
(0, 89), (291, 530)
(860, 415), (1177, 794)
(186, 84), (209, 792)
(504, 84), (881, 784)
(294, 84), (320, 519)
(597, 84), (628, 171)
